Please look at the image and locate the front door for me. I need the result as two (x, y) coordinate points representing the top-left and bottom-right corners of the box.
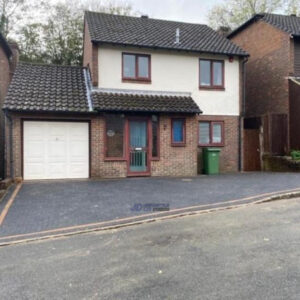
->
(128, 120), (150, 175)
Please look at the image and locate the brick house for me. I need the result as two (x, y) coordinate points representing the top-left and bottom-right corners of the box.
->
(229, 13), (300, 170)
(3, 12), (247, 180)
(0, 33), (18, 180)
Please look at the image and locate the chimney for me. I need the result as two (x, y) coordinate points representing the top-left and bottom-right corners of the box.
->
(175, 28), (180, 44)
(141, 15), (148, 19)
(217, 26), (231, 37)
(8, 41), (19, 78)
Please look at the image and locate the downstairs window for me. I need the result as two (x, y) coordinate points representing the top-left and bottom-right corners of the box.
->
(199, 121), (224, 146)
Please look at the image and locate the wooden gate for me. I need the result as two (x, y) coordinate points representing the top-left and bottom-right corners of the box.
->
(270, 114), (287, 155)
(243, 129), (261, 171)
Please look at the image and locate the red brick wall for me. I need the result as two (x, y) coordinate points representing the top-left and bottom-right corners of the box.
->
(7, 112), (240, 179)
(8, 43), (19, 80)
(90, 116), (127, 178)
(230, 20), (291, 117)
(7, 113), (199, 180)
(0, 47), (10, 101)
(151, 114), (198, 177)
(197, 115), (240, 173)
(83, 20), (98, 87)
(0, 46), (11, 179)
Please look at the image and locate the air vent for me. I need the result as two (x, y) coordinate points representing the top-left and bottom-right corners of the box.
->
(175, 28), (180, 44)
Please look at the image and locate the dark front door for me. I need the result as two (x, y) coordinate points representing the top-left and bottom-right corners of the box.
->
(128, 120), (150, 175)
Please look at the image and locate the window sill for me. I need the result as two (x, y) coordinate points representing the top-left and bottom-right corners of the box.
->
(104, 157), (127, 162)
(199, 86), (225, 91)
(151, 157), (160, 161)
(122, 79), (151, 84)
(198, 144), (224, 147)
(171, 143), (186, 147)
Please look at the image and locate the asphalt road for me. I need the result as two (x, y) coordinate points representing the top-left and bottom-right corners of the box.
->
(1, 198), (300, 299)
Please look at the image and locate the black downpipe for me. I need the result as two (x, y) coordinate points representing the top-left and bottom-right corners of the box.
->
(239, 57), (249, 172)
(4, 110), (14, 179)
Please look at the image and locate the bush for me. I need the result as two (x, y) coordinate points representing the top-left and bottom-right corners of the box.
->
(290, 150), (300, 161)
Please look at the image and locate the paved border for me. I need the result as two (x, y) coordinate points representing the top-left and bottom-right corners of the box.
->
(0, 183), (22, 226)
(1, 187), (300, 247)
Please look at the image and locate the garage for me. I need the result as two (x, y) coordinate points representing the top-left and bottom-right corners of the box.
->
(23, 121), (89, 180)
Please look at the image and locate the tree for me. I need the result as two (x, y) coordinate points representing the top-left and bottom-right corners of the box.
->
(17, 0), (137, 65)
(285, 0), (300, 15)
(207, 0), (291, 30)
(77, 0), (136, 15)
(0, 0), (27, 37)
(41, 3), (83, 65)
(18, 23), (44, 63)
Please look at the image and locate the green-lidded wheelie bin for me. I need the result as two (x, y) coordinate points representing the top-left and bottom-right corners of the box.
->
(203, 148), (221, 175)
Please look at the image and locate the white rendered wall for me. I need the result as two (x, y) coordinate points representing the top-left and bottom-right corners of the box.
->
(97, 45), (240, 116)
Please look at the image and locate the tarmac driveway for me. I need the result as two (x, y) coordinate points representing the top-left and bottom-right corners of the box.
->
(1, 172), (300, 237)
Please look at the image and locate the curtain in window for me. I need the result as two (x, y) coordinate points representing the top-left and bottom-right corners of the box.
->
(123, 54), (135, 78)
(130, 121), (147, 147)
(213, 62), (223, 86)
(152, 116), (159, 157)
(106, 115), (124, 157)
(138, 56), (149, 78)
(199, 122), (210, 144)
(200, 60), (211, 86)
(212, 123), (222, 143)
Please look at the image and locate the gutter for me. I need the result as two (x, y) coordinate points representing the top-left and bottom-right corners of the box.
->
(289, 77), (300, 86)
(239, 56), (249, 172)
(83, 68), (93, 112)
(4, 110), (14, 180)
(93, 41), (248, 57)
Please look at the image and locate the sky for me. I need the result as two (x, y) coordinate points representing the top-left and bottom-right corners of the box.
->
(45, 0), (223, 24)
(127, 0), (222, 24)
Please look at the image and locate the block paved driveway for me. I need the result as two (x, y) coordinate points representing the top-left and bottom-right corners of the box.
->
(1, 172), (300, 237)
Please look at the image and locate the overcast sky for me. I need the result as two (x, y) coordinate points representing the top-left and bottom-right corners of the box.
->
(45, 0), (223, 24)
(124, 0), (222, 24)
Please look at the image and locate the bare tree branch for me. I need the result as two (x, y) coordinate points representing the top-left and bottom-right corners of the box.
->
(207, 0), (294, 30)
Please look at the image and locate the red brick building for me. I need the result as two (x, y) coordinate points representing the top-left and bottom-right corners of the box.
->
(3, 13), (246, 180)
(0, 33), (18, 180)
(229, 13), (300, 170)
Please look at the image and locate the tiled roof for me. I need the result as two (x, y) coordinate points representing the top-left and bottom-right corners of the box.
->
(229, 13), (300, 38)
(85, 11), (248, 57)
(3, 63), (90, 113)
(262, 13), (300, 36)
(4, 63), (201, 114)
(91, 91), (202, 114)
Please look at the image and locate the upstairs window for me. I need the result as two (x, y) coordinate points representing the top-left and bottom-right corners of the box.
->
(199, 121), (224, 146)
(199, 59), (224, 89)
(122, 53), (151, 82)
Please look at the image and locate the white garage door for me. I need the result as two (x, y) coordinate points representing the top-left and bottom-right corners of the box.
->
(23, 121), (89, 180)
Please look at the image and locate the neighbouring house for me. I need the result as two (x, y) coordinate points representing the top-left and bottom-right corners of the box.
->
(3, 12), (247, 180)
(0, 33), (18, 180)
(229, 13), (300, 171)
